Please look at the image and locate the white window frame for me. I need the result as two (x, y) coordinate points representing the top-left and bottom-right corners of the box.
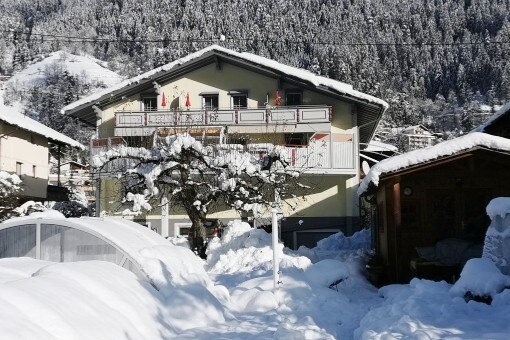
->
(229, 90), (248, 109)
(202, 94), (219, 110)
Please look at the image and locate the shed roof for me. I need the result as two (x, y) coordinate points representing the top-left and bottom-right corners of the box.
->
(358, 132), (510, 196)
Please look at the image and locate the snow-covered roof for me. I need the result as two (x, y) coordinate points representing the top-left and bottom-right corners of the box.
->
(358, 132), (510, 196)
(0, 105), (83, 149)
(475, 101), (510, 133)
(62, 45), (387, 143)
(63, 45), (387, 114)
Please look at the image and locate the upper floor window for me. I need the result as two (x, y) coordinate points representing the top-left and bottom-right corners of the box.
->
(16, 162), (22, 176)
(142, 97), (157, 111)
(231, 94), (247, 109)
(202, 94), (219, 110)
(285, 91), (302, 106)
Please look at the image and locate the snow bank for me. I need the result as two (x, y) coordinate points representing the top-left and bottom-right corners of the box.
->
(0, 259), (175, 339)
(297, 229), (373, 278)
(206, 220), (311, 276)
(304, 259), (350, 288)
(356, 277), (510, 339)
(451, 258), (510, 298)
(0, 215), (229, 333)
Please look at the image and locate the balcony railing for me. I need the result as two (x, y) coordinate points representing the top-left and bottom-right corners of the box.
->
(114, 106), (332, 136)
(90, 135), (357, 177)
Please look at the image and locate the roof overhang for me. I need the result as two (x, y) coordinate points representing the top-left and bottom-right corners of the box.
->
(370, 147), (510, 192)
(64, 48), (387, 144)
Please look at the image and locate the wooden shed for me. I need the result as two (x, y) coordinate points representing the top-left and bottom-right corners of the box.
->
(359, 132), (510, 284)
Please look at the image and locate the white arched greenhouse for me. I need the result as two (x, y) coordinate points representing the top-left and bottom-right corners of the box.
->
(0, 214), (169, 285)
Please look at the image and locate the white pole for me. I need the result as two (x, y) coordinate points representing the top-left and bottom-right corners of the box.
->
(272, 206), (280, 290)
(161, 196), (169, 237)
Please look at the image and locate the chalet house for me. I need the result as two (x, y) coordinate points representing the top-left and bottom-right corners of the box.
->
(63, 45), (388, 249)
(359, 104), (510, 284)
(401, 125), (438, 150)
(0, 106), (83, 201)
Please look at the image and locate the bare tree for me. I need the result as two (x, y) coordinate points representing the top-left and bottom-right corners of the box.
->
(92, 132), (309, 251)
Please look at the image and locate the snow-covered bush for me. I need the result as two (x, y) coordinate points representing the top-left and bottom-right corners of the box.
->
(0, 172), (22, 221)
(450, 258), (510, 302)
(482, 197), (510, 275)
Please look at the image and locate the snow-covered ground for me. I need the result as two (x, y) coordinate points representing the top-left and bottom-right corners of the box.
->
(6, 51), (123, 89)
(2, 218), (510, 339)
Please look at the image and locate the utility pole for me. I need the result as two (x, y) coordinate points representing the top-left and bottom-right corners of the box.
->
(272, 189), (281, 290)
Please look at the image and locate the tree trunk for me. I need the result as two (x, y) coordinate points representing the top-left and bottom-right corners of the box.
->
(187, 206), (207, 257)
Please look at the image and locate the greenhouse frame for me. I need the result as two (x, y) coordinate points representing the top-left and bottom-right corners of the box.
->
(0, 215), (167, 285)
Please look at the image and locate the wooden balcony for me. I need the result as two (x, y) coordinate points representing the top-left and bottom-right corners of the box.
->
(114, 106), (332, 137)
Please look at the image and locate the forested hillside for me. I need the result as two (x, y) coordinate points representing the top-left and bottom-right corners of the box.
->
(1, 0), (510, 146)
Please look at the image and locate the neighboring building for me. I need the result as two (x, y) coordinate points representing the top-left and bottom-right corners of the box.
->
(63, 45), (388, 249)
(401, 125), (437, 150)
(358, 131), (510, 284)
(0, 106), (83, 200)
(48, 161), (95, 202)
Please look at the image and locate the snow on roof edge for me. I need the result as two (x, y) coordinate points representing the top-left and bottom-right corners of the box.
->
(62, 45), (388, 114)
(357, 132), (510, 196)
(0, 107), (84, 149)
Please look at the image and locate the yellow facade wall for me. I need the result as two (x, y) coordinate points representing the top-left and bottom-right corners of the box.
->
(98, 62), (354, 138)
(0, 123), (49, 198)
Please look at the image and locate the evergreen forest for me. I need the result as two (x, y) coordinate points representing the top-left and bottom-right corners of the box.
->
(1, 0), (510, 147)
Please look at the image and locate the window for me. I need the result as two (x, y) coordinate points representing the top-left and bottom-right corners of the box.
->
(285, 91), (302, 106)
(32, 165), (36, 178)
(285, 133), (311, 146)
(0, 225), (36, 258)
(231, 94), (247, 109)
(16, 162), (22, 176)
(142, 97), (157, 111)
(202, 95), (219, 110)
(40, 224), (123, 264)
